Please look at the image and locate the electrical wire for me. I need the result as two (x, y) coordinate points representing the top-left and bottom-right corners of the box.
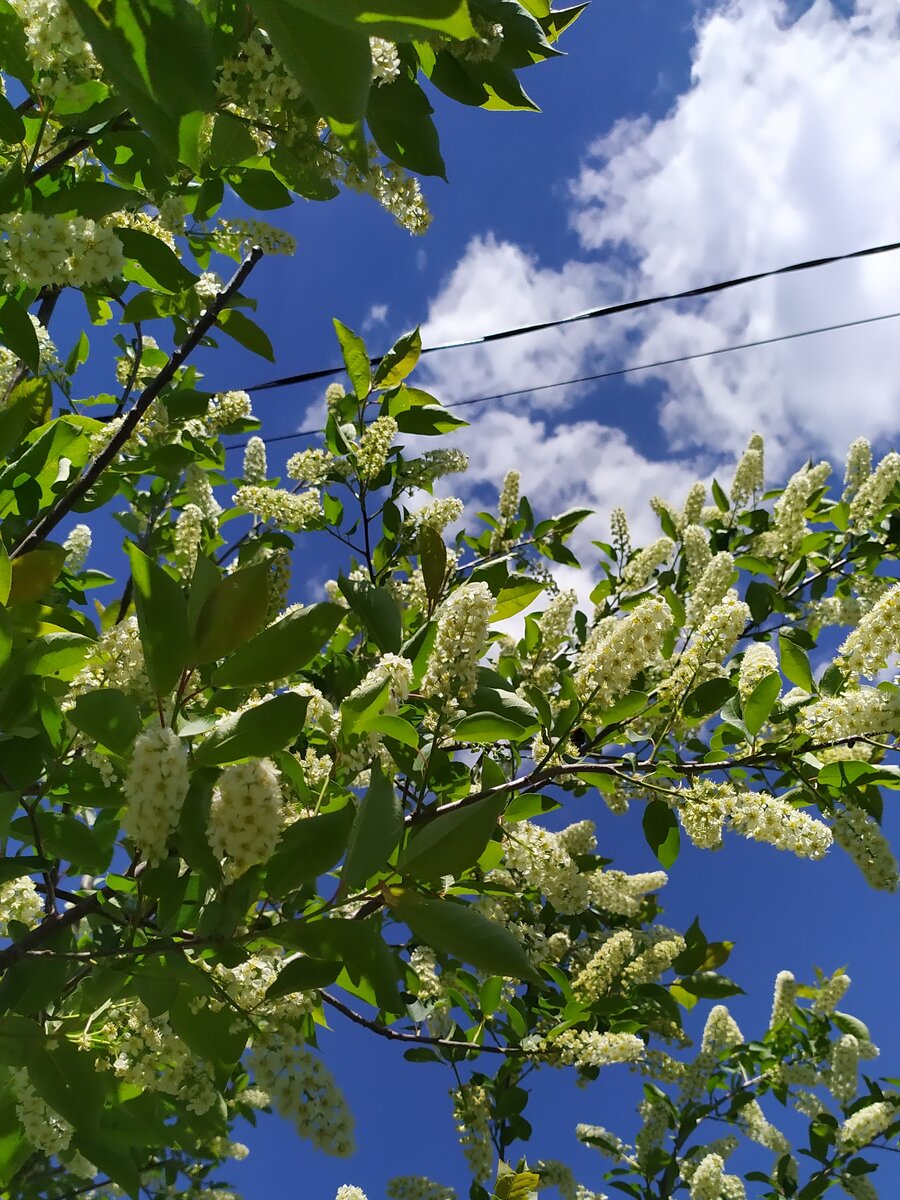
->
(239, 236), (900, 395)
(224, 306), (900, 452)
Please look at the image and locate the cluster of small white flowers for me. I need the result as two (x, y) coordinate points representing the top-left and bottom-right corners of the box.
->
(251, 1034), (354, 1155)
(739, 642), (779, 705)
(504, 820), (593, 913)
(114, 335), (161, 389)
(621, 537), (675, 591)
(354, 415), (397, 480)
(682, 481), (707, 526)
(841, 1175), (880, 1200)
(215, 217), (297, 257)
(421, 581), (494, 706)
(113, 207), (177, 250)
(678, 1005), (743, 1103)
(63, 523), (92, 573)
(208, 758), (283, 879)
(11, 1068), (72, 1155)
(0, 212), (124, 289)
(217, 28), (302, 122)
(554, 1029), (644, 1069)
(572, 931), (636, 1001)
(370, 36), (401, 84)
(536, 1159), (583, 1200)
(527, 589), (577, 690)
(335, 1188), (367, 1200)
(769, 969), (798, 1027)
(451, 1082), (493, 1183)
(829, 1034), (860, 1102)
(681, 524), (712, 583)
(659, 593), (749, 703)
(838, 1101), (896, 1148)
(207, 389), (252, 434)
(800, 685), (900, 741)
(295, 747), (333, 792)
(173, 503), (203, 578)
(207, 953), (316, 1029)
(622, 935), (686, 986)
(103, 999), (218, 1114)
(848, 450), (900, 530)
(194, 271), (222, 301)
(122, 727), (190, 865)
(680, 1138), (739, 1182)
(757, 461), (831, 558)
(808, 575), (888, 632)
(264, 548), (292, 621)
(677, 779), (832, 859)
(489, 469), (520, 550)
(792, 1089), (825, 1119)
(814, 971), (851, 1015)
(686, 551), (735, 626)
(730, 432), (765, 506)
(741, 1099), (790, 1153)
(410, 945), (444, 1000)
(65, 615), (148, 704)
(591, 869), (669, 918)
(843, 437), (872, 500)
(0, 876), (42, 937)
(574, 596), (672, 711)
(576, 1124), (631, 1161)
(837, 582), (900, 678)
(689, 1154), (746, 1200)
(242, 436), (268, 484)
(408, 496), (463, 535)
(397, 449), (469, 489)
(650, 495), (682, 534)
(386, 1177), (455, 1200)
(455, 15), (505, 62)
(185, 462), (222, 520)
(833, 806), (899, 892)
(287, 447), (337, 484)
(351, 654), (414, 714)
(9, 0), (98, 100)
(234, 484), (322, 529)
(610, 506), (631, 559)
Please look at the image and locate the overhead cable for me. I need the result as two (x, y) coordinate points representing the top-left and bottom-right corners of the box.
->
(239, 237), (900, 395)
(224, 306), (900, 452)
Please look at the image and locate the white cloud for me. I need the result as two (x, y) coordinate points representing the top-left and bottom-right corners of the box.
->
(363, 302), (389, 330)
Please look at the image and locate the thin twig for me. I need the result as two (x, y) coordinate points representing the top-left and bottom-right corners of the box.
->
(319, 990), (520, 1055)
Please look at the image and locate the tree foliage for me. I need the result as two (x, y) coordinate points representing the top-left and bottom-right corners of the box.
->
(0, 4), (899, 1200)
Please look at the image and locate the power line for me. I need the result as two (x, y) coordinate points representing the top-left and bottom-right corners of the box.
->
(225, 306), (900, 452)
(239, 237), (900, 396)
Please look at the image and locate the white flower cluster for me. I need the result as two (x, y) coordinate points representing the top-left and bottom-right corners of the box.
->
(488, 468), (520, 551)
(63, 523), (92, 573)
(122, 726), (190, 865)
(833, 806), (899, 892)
(234, 484), (322, 530)
(335, 1189), (367, 1200)
(410, 945), (444, 1000)
(208, 758), (283, 879)
(0, 212), (124, 289)
(11, 1068), (73, 1155)
(686, 552), (734, 627)
(114, 334), (161, 390)
(622, 934), (686, 986)
(677, 779), (832, 859)
(757, 460), (830, 558)
(0, 314), (57, 401)
(679, 1005), (744, 1103)
(800, 685), (900, 741)
(527, 589), (578, 691)
(730, 432), (765, 507)
(370, 37), (401, 84)
(572, 931), (636, 1002)
(682, 481), (706, 526)
(386, 1177), (455, 1200)
(650, 494), (682, 534)
(741, 1098), (790, 1153)
(688, 1153), (746, 1200)
(0, 876), (42, 937)
(173, 503), (203, 578)
(451, 1082), (493, 1183)
(251, 1034), (354, 1156)
(738, 642), (779, 705)
(848, 450), (900, 530)
(814, 970), (851, 1015)
(635, 1095), (669, 1168)
(610, 506), (631, 559)
(553, 1029), (644, 1070)
(65, 615), (149, 704)
(410, 496), (464, 534)
(350, 653), (413, 712)
(659, 593), (749, 703)
(829, 1034), (860, 1102)
(421, 581), (494, 706)
(364, 162), (432, 235)
(215, 217), (297, 258)
(287, 447), (338, 484)
(243, 436), (268, 484)
(576, 1124), (632, 1161)
(217, 29), (302, 122)
(837, 582), (900, 679)
(207, 389), (252, 434)
(574, 597), (672, 712)
(837, 1101), (896, 1149)
(397, 448), (468, 490)
(207, 952), (316, 1030)
(185, 462), (222, 520)
(10, 0), (98, 100)
(621, 537), (675, 591)
(355, 416), (397, 481)
(681, 523), (712, 583)
(843, 437), (872, 500)
(769, 969), (798, 1027)
(195, 270), (222, 301)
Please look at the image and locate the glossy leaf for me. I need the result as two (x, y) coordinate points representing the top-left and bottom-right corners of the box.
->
(192, 560), (270, 664)
(398, 791), (506, 882)
(213, 602), (345, 686)
(642, 799), (680, 868)
(333, 318), (372, 397)
(126, 542), (190, 695)
(340, 763), (403, 890)
(192, 692), (309, 766)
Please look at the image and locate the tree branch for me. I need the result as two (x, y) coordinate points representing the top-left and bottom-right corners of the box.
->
(11, 247), (264, 559)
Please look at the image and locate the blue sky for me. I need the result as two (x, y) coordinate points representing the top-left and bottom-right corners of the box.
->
(50, 0), (900, 1194)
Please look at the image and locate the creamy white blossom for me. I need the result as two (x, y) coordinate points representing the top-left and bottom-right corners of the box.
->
(208, 758), (283, 879)
(122, 726), (190, 865)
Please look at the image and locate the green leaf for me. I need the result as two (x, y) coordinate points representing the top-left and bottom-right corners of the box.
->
(282, 0), (477, 40)
(338, 574), (402, 651)
(418, 523), (447, 608)
(192, 560), (270, 664)
(0, 0), (30, 81)
(392, 891), (543, 984)
(207, 111), (258, 167)
(340, 763), (403, 890)
(742, 671), (781, 736)
(213, 602), (345, 686)
(333, 319), (371, 397)
(373, 327), (423, 389)
(642, 800), (680, 868)
(117, 227), (197, 292)
(272, 916), (402, 1012)
(779, 634), (814, 693)
(595, 689), (649, 728)
(463, 684), (539, 737)
(265, 805), (355, 896)
(676, 971), (745, 1000)
(126, 543), (190, 695)
(193, 692), (309, 766)
(453, 712), (534, 742)
(367, 75), (446, 176)
(227, 167), (292, 210)
(394, 404), (468, 436)
(0, 295), (39, 371)
(37, 811), (114, 875)
(399, 792), (506, 882)
(0, 857), (53, 885)
(492, 576), (545, 621)
(67, 688), (142, 753)
(217, 308), (276, 360)
(266, 955), (341, 999)
(682, 676), (736, 719)
(253, 0), (372, 124)
(0, 93), (23, 144)
(339, 677), (391, 738)
(19, 632), (93, 680)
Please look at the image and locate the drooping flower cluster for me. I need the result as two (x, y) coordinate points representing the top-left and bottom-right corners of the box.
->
(0, 876), (43, 937)
(837, 582), (900, 678)
(64, 615), (149, 704)
(411, 496), (464, 534)
(234, 485), (322, 529)
(676, 779), (832, 859)
(366, 163), (432, 235)
(829, 1034), (860, 1102)
(451, 1082), (493, 1183)
(287, 447), (338, 484)
(686, 551), (735, 626)
(9, 0), (98, 100)
(215, 217), (298, 258)
(370, 37), (401, 84)
(552, 1029), (645, 1069)
(0, 211), (124, 289)
(833, 806), (899, 892)
(122, 726), (190, 865)
(799, 685), (900, 741)
(837, 1100), (897, 1149)
(397, 448), (469, 490)
(250, 1035), (355, 1155)
(11, 1069), (73, 1156)
(355, 416), (398, 481)
(242, 436), (268, 484)
(659, 593), (749, 703)
(572, 930), (637, 1002)
(621, 537), (675, 591)
(208, 758), (283, 879)
(207, 390), (252, 434)
(738, 642), (779, 705)
(173, 503), (204, 578)
(527, 588), (578, 691)
(62, 523), (92, 573)
(757, 460), (831, 558)
(421, 581), (494, 706)
(848, 450), (900, 530)
(186, 462), (223, 521)
(730, 432), (765, 506)
(574, 596), (672, 712)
